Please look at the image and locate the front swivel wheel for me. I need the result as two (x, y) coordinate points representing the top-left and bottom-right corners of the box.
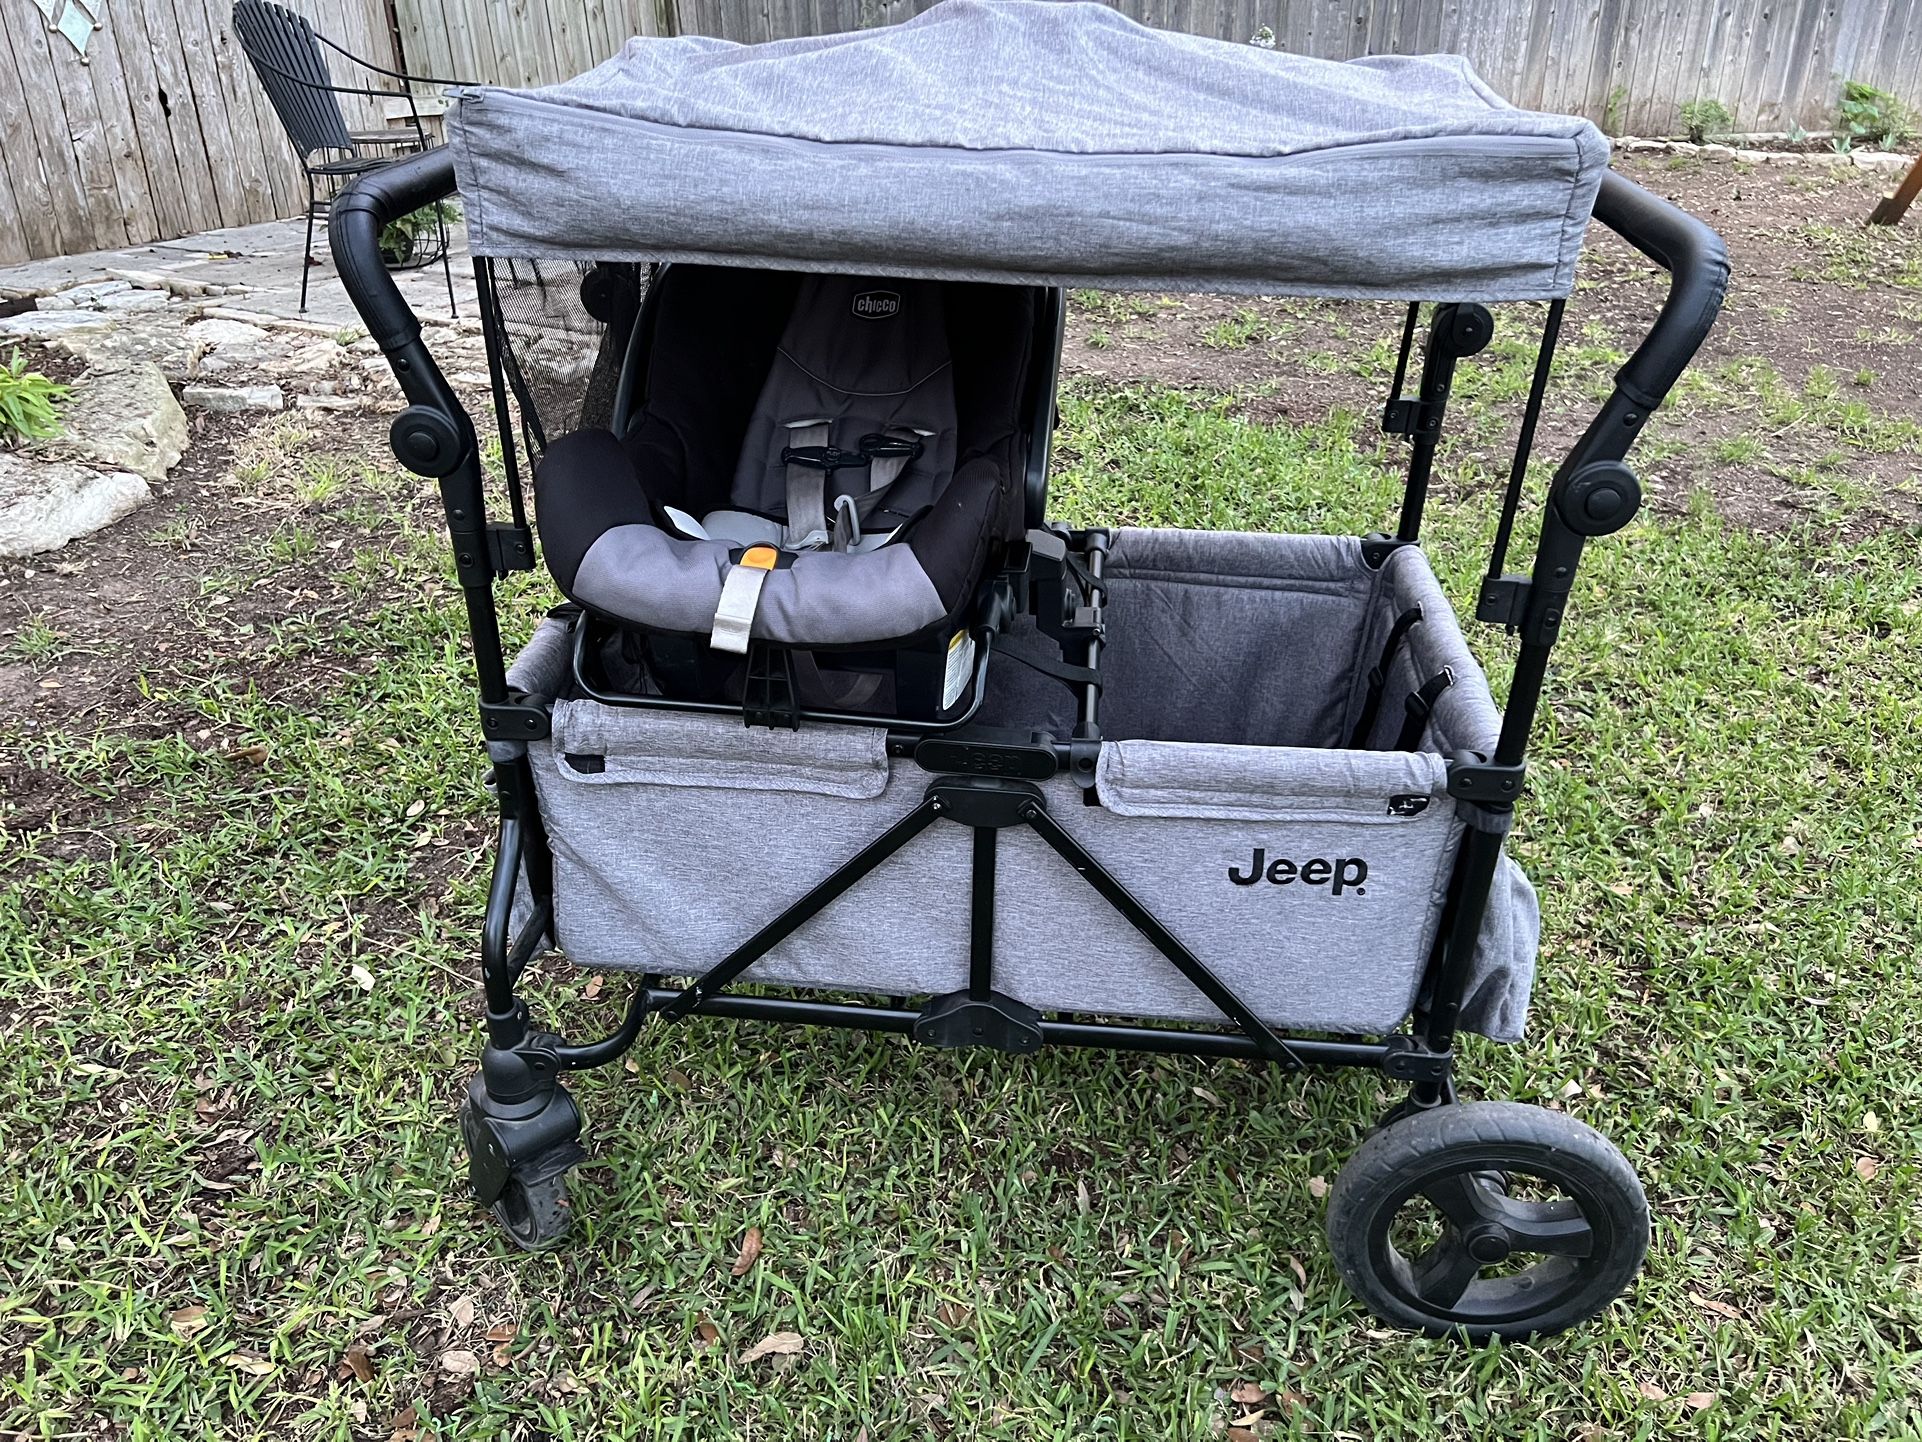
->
(1326, 1101), (1648, 1340)
(492, 1169), (573, 1251)
(460, 1082), (587, 1252)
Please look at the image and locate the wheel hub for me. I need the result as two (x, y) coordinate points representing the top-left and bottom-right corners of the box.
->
(1464, 1224), (1512, 1265)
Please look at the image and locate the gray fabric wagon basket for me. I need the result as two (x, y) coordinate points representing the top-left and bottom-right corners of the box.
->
(508, 528), (1539, 1042)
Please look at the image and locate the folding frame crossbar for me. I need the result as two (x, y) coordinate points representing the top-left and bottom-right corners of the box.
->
(609, 773), (1349, 1071)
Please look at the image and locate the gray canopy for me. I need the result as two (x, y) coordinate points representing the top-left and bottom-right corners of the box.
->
(448, 0), (1609, 300)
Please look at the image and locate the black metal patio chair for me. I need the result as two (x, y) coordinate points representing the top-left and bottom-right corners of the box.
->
(232, 0), (461, 315)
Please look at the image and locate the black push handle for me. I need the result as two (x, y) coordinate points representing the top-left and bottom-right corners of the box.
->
(1589, 170), (1729, 412)
(330, 145), (459, 355)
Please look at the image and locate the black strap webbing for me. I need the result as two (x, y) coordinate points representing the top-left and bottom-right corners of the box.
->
(1349, 604), (1424, 749)
(1395, 667), (1455, 752)
(996, 640), (1102, 689)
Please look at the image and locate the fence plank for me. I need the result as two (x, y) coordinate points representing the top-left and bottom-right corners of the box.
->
(164, 0), (252, 229)
(0, 0), (102, 253)
(63, 7), (160, 245)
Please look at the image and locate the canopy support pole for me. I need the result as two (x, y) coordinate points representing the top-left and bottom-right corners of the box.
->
(1383, 303), (1493, 544)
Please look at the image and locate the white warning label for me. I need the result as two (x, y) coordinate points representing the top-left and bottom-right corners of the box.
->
(942, 629), (975, 710)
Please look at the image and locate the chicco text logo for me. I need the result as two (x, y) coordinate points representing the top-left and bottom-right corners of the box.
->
(852, 290), (901, 320)
(1228, 848), (1368, 895)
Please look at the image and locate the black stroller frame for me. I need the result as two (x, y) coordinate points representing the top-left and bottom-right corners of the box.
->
(335, 147), (1726, 1340)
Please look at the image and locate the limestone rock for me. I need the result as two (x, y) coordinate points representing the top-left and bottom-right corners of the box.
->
(186, 317), (271, 351)
(35, 362), (188, 484)
(108, 267), (226, 299)
(185, 317), (272, 378)
(182, 383), (285, 413)
(52, 312), (206, 383)
(36, 279), (131, 310)
(0, 311), (114, 341)
(0, 451), (150, 557)
(95, 288), (174, 313)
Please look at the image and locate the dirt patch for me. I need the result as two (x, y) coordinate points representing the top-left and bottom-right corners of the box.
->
(1059, 153), (1922, 534)
(0, 387), (426, 836)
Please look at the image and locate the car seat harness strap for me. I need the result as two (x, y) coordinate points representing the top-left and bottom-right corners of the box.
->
(710, 544), (781, 655)
(781, 420), (835, 547)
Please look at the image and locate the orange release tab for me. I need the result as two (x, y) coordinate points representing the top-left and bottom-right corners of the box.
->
(741, 545), (779, 570)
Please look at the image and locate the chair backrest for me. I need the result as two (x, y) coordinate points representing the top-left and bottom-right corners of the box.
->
(232, 0), (352, 158)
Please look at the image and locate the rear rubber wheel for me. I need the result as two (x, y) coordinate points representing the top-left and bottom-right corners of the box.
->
(492, 1171), (573, 1251)
(1327, 1101), (1647, 1340)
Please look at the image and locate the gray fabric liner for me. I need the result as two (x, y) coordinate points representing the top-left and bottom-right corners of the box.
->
(506, 528), (1539, 1041)
(449, 0), (1608, 302)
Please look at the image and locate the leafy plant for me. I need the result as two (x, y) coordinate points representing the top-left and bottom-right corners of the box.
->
(0, 347), (68, 446)
(1603, 84), (1628, 135)
(1838, 81), (1912, 151)
(1679, 97), (1733, 144)
(379, 200), (462, 266)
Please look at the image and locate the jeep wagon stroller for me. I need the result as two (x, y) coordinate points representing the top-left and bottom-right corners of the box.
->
(334, 0), (1725, 1340)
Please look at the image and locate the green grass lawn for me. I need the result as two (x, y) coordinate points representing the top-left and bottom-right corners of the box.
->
(5, 301), (1922, 1435)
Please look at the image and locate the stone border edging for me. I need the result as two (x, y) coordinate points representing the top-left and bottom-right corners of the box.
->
(1614, 136), (1915, 173)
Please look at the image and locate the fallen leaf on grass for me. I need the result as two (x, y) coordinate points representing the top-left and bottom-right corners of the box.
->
(739, 1331), (804, 1365)
(1685, 1392), (1717, 1410)
(348, 963), (375, 992)
(1285, 1254), (1307, 1287)
(225, 1351), (274, 1376)
(1636, 1380), (1668, 1401)
(1230, 1380), (1266, 1405)
(1855, 1155), (1880, 1180)
(731, 1225), (763, 1276)
(485, 1323), (517, 1344)
(438, 1349), (481, 1375)
(1227, 1428), (1257, 1442)
(1231, 1410), (1266, 1427)
(1306, 1176), (1329, 1199)
(1688, 1292), (1743, 1321)
(935, 1302), (972, 1328)
(694, 1318), (720, 1347)
(169, 1305), (209, 1338)
(447, 1294), (476, 1329)
(339, 1345), (375, 1383)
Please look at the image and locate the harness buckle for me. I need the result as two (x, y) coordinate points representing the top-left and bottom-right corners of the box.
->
(857, 432), (925, 462)
(780, 444), (870, 473)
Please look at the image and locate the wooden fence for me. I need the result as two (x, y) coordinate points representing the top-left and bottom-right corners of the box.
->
(393, 0), (671, 93)
(389, 0), (1922, 140)
(0, 0), (400, 264)
(661, 0), (1922, 137)
(3, 0), (1918, 265)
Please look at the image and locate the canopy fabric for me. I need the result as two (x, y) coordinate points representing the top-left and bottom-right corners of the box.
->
(448, 0), (1609, 300)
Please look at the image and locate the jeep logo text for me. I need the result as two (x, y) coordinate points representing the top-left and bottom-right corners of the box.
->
(1228, 848), (1368, 895)
(851, 290), (901, 320)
